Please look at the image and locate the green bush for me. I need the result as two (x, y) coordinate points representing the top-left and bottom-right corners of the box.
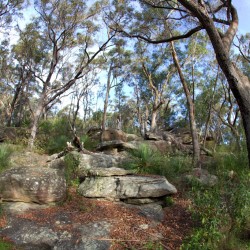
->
(125, 144), (162, 173)
(0, 144), (14, 173)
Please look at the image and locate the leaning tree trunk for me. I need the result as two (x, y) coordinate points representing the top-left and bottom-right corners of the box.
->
(171, 41), (201, 167)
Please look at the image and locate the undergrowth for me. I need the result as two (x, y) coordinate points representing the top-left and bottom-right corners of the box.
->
(125, 143), (192, 180)
(0, 144), (15, 174)
(181, 150), (250, 250)
(126, 144), (250, 249)
(0, 241), (13, 250)
(64, 153), (80, 187)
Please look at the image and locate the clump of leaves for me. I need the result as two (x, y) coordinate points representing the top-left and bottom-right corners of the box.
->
(164, 196), (175, 207)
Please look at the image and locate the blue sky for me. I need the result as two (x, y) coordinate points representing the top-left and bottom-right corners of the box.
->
(233, 0), (250, 34)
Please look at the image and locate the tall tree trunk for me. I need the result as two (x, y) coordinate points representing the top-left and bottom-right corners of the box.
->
(102, 65), (112, 131)
(28, 94), (46, 149)
(7, 82), (23, 127)
(203, 68), (219, 147)
(151, 109), (158, 132)
(171, 41), (201, 167)
(144, 105), (149, 136)
(151, 101), (165, 132)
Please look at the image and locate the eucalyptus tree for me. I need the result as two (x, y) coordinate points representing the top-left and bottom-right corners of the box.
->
(0, 0), (26, 31)
(131, 41), (173, 133)
(171, 41), (202, 166)
(13, 0), (115, 148)
(109, 0), (250, 167)
(68, 68), (100, 132)
(0, 0), (27, 125)
(100, 38), (131, 131)
(213, 74), (242, 149)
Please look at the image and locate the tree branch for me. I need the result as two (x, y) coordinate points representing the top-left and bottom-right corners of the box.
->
(117, 25), (204, 44)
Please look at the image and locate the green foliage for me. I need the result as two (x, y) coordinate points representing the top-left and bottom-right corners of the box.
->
(80, 135), (98, 151)
(181, 150), (250, 250)
(46, 135), (69, 155)
(125, 144), (192, 180)
(37, 117), (72, 154)
(126, 144), (161, 173)
(0, 144), (14, 173)
(64, 153), (80, 186)
(142, 241), (164, 250)
(164, 196), (174, 207)
(0, 240), (13, 250)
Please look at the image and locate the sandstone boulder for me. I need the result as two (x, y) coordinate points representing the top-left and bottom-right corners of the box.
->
(78, 175), (177, 200)
(96, 140), (137, 151)
(145, 132), (163, 141)
(77, 167), (134, 178)
(0, 166), (66, 204)
(73, 151), (125, 170)
(126, 133), (143, 142)
(101, 129), (127, 142)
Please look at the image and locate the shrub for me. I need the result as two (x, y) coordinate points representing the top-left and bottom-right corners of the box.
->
(126, 144), (162, 173)
(46, 135), (69, 155)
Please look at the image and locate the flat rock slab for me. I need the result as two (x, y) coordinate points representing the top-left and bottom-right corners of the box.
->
(78, 175), (177, 199)
(73, 152), (124, 170)
(0, 166), (66, 204)
(77, 167), (135, 177)
(0, 207), (111, 250)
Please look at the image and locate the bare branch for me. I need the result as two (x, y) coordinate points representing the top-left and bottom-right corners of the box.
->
(116, 25), (204, 44)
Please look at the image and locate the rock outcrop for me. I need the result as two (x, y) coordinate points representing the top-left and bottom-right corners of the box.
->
(75, 151), (125, 170)
(0, 166), (66, 204)
(64, 151), (178, 204)
(101, 129), (127, 142)
(78, 175), (177, 201)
